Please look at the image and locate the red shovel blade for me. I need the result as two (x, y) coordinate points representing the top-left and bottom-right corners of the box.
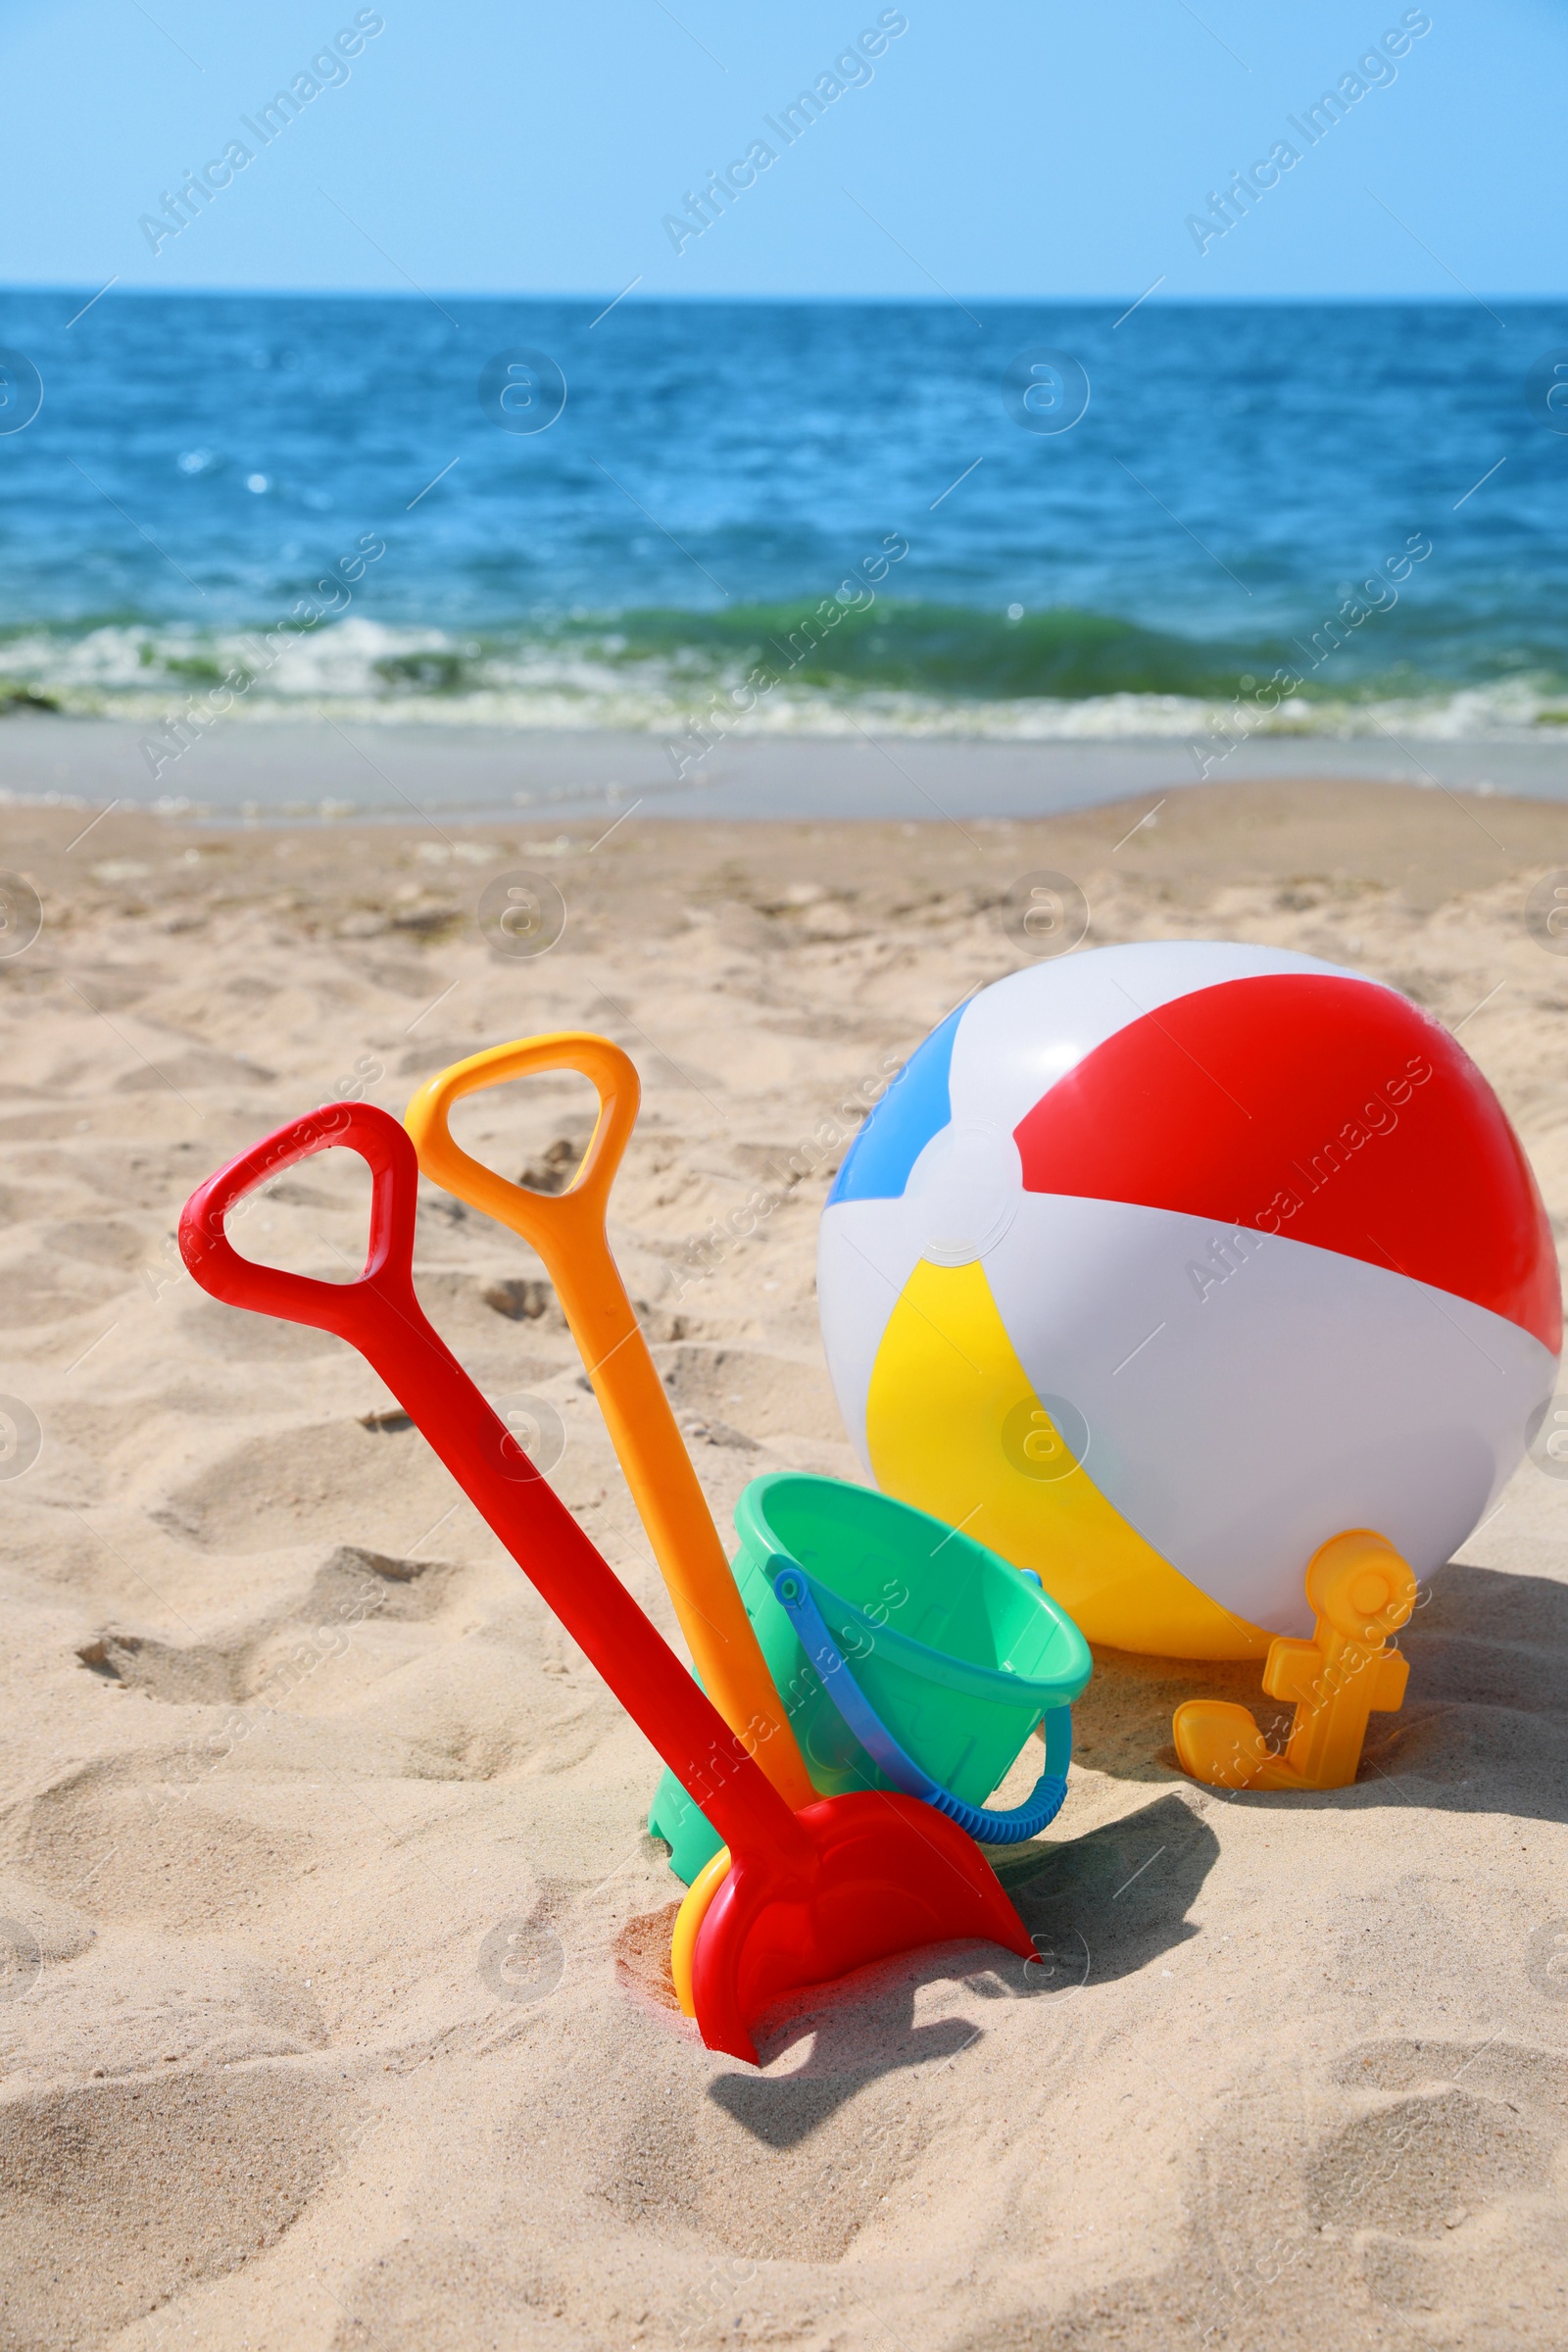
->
(690, 1789), (1037, 2066)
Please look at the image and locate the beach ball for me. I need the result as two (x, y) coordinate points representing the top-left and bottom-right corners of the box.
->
(818, 942), (1561, 1658)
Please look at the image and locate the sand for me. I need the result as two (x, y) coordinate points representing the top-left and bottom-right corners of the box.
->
(2, 773), (1568, 2351)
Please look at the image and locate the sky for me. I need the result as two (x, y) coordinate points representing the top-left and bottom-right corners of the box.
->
(1, 0), (1563, 301)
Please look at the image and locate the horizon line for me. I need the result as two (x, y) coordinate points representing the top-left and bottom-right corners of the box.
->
(1, 282), (1561, 308)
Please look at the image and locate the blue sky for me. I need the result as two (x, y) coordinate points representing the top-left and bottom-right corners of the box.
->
(2, 0), (1562, 299)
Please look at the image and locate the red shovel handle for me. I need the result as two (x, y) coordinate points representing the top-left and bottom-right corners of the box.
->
(178, 1100), (418, 1340)
(178, 1104), (807, 1871)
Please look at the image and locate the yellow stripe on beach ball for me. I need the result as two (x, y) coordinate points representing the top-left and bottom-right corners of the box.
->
(863, 1256), (1271, 1661)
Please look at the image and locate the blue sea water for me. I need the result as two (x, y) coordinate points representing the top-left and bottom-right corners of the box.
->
(1, 289), (1566, 753)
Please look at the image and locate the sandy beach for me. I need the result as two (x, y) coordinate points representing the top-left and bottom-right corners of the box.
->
(4, 770), (1568, 2352)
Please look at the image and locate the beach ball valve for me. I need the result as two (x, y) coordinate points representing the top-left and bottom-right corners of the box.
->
(818, 941), (1562, 1791)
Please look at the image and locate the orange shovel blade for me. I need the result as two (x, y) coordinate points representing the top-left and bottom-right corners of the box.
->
(689, 1791), (1037, 2065)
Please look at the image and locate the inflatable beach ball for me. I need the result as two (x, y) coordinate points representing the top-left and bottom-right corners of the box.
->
(818, 942), (1561, 1658)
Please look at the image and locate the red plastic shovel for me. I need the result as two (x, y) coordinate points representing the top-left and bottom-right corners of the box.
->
(178, 1103), (1034, 2064)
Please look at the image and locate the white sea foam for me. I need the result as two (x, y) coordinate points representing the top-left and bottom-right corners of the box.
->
(2, 618), (1564, 745)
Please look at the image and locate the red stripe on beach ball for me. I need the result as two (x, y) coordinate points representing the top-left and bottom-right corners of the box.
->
(1011, 974), (1560, 1351)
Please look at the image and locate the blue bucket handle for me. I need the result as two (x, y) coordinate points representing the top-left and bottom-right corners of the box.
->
(768, 1556), (1067, 1845)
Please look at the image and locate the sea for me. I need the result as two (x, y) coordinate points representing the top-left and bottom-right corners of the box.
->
(1, 289), (1566, 811)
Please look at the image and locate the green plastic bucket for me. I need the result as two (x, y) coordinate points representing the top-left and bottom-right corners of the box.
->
(649, 1472), (1092, 1884)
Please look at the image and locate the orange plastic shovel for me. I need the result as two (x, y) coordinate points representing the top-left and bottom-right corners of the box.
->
(404, 1033), (816, 1815)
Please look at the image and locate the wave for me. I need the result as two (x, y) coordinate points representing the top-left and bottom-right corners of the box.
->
(2, 605), (1565, 742)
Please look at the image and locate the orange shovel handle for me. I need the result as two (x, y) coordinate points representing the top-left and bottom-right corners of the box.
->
(404, 1033), (814, 1812)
